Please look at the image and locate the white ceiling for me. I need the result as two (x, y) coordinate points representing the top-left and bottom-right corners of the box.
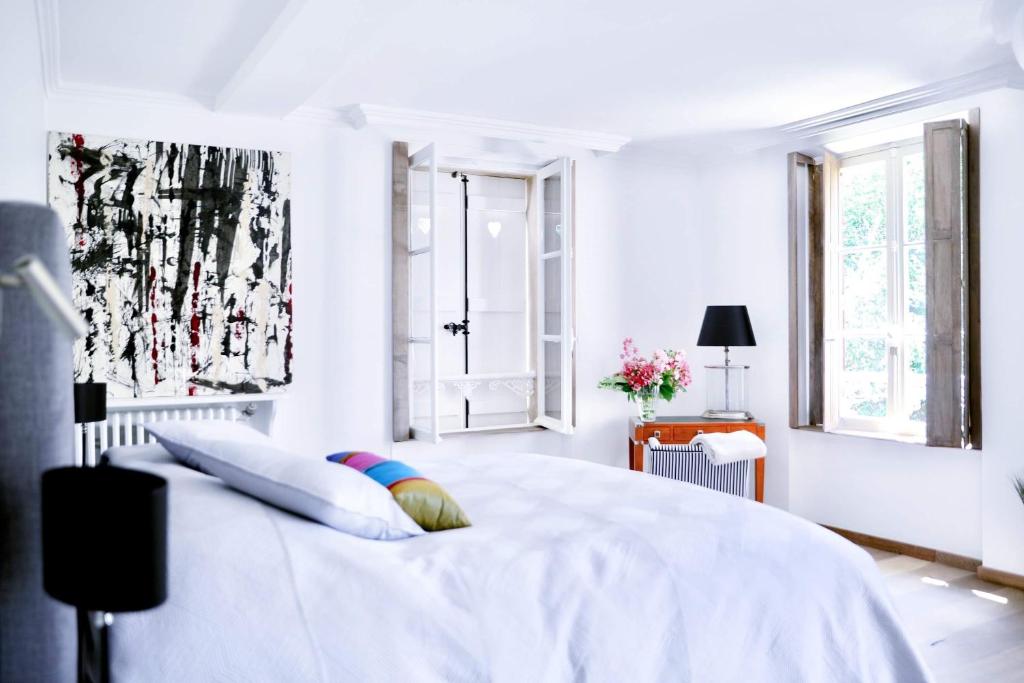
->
(55, 0), (1011, 144)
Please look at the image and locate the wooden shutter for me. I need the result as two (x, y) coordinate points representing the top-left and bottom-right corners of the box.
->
(924, 120), (969, 448)
(787, 152), (824, 428)
(966, 109), (981, 449)
(806, 161), (824, 425)
(820, 150), (841, 433)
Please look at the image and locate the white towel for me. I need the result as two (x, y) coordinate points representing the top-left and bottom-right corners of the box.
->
(689, 430), (766, 465)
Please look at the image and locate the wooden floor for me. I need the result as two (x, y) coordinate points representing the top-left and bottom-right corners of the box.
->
(868, 547), (1024, 682)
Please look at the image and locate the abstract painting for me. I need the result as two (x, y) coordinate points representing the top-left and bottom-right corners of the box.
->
(47, 131), (292, 398)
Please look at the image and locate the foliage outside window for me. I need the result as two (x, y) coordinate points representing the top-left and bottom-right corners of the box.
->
(831, 140), (925, 438)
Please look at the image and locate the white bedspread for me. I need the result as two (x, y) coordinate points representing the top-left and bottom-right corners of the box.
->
(107, 445), (930, 683)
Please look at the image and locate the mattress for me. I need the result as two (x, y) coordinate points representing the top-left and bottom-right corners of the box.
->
(105, 444), (930, 683)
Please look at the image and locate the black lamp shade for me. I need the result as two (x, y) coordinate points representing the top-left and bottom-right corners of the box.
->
(73, 383), (107, 424)
(697, 305), (757, 347)
(42, 466), (168, 612)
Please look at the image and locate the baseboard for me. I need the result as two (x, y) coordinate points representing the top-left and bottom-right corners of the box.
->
(977, 565), (1024, 590)
(823, 525), (1024, 590)
(822, 525), (981, 571)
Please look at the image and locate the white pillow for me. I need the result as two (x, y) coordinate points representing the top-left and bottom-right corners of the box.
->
(144, 421), (423, 540)
(145, 419), (273, 471)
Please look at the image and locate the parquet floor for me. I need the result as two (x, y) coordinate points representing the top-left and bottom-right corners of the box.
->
(868, 547), (1024, 682)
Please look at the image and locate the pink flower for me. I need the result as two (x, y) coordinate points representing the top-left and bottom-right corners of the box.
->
(601, 338), (692, 399)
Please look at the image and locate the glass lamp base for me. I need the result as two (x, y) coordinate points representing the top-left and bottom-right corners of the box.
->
(701, 409), (754, 421)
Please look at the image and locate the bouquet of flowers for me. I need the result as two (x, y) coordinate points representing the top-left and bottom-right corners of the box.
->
(599, 338), (692, 420)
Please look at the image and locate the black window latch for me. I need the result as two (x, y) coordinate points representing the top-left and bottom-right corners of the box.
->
(442, 319), (470, 336)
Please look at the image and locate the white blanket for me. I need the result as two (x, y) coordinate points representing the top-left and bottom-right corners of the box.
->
(689, 429), (767, 464)
(107, 445), (930, 683)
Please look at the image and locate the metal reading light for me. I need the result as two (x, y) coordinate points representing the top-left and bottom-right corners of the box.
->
(0, 254), (87, 339)
(697, 305), (757, 420)
(42, 466), (168, 683)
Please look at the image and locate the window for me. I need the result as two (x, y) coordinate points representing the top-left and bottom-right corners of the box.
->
(392, 143), (576, 443)
(830, 141), (925, 438)
(788, 111), (980, 448)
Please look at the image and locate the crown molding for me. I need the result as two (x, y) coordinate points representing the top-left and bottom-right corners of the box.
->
(338, 103), (631, 153)
(48, 80), (211, 110)
(740, 61), (1024, 151)
(34, 0), (210, 111)
(286, 106), (350, 126)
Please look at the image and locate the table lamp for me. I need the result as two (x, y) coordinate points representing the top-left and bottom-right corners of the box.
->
(42, 465), (168, 683)
(697, 305), (756, 420)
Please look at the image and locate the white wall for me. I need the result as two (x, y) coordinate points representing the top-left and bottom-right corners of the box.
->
(976, 88), (1024, 574)
(693, 88), (1024, 569)
(0, 0), (46, 200)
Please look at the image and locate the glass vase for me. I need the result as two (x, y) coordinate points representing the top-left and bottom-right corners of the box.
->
(635, 392), (657, 422)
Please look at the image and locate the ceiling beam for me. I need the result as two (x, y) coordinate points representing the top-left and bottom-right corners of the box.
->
(214, 0), (350, 117)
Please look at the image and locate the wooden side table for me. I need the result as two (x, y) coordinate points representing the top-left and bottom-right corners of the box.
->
(628, 416), (766, 503)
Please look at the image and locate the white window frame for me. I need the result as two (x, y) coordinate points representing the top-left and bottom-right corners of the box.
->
(408, 143), (441, 443)
(534, 157), (575, 434)
(401, 147), (575, 441)
(825, 138), (925, 440)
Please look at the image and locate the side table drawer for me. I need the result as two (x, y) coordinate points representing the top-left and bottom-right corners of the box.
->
(643, 426), (667, 441)
(728, 423), (764, 437)
(672, 425), (705, 442)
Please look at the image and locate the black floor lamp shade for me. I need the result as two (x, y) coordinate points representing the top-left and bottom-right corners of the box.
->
(42, 466), (168, 612)
(73, 383), (106, 424)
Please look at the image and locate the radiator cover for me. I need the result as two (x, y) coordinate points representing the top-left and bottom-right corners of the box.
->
(647, 443), (752, 498)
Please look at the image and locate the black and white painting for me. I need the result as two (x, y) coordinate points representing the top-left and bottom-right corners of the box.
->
(47, 131), (293, 398)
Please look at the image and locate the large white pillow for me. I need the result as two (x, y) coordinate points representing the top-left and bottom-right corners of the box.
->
(144, 421), (423, 540)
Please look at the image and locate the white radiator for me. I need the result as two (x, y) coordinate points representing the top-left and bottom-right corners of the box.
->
(647, 441), (752, 499)
(72, 398), (270, 466)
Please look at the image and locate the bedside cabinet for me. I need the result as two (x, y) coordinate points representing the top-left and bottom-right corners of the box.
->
(628, 416), (766, 503)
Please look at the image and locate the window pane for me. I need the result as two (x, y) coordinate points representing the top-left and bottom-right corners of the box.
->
(841, 371), (887, 418)
(543, 257), (560, 335)
(840, 160), (887, 248)
(543, 173), (562, 253)
(903, 152), (925, 243)
(905, 336), (926, 423)
(842, 249), (887, 330)
(904, 246), (925, 333)
(844, 336), (886, 372)
(544, 341), (561, 420)
(409, 341), (431, 432)
(410, 251), (431, 338)
(409, 167), (432, 252)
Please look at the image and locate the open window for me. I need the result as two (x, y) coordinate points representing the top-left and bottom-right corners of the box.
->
(788, 111), (981, 448)
(392, 143), (576, 442)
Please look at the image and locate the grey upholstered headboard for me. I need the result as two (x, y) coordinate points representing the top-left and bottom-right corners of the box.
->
(0, 202), (76, 681)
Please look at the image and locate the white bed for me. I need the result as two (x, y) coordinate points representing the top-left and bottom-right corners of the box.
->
(106, 443), (930, 683)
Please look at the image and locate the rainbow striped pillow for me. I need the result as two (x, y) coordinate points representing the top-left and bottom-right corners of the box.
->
(326, 452), (471, 532)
